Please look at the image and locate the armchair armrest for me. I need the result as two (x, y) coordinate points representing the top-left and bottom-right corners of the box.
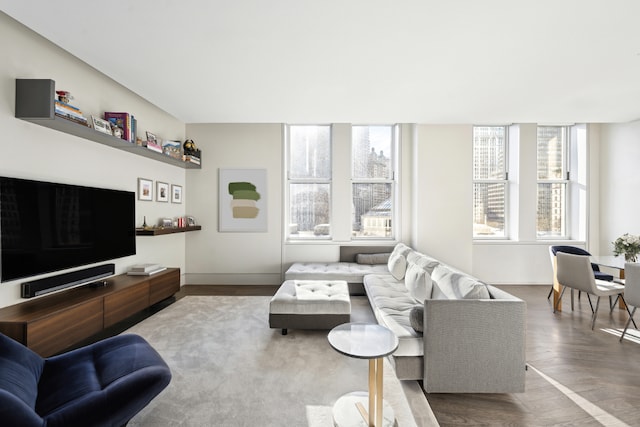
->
(423, 296), (526, 393)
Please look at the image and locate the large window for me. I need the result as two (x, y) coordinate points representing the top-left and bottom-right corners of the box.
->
(287, 125), (332, 239)
(473, 126), (508, 238)
(351, 125), (395, 238)
(537, 126), (568, 238)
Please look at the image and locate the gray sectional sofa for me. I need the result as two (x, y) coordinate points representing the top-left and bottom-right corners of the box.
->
(285, 243), (527, 393)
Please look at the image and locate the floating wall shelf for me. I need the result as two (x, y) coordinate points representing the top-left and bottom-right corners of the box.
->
(135, 226), (202, 236)
(15, 79), (200, 169)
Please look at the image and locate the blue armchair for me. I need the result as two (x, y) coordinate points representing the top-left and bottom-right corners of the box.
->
(0, 333), (171, 427)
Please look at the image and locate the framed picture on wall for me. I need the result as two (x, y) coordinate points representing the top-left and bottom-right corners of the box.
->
(137, 178), (153, 201)
(171, 184), (182, 203)
(218, 168), (267, 232)
(157, 181), (169, 202)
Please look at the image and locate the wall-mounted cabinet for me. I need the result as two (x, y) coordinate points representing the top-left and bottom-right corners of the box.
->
(15, 79), (200, 169)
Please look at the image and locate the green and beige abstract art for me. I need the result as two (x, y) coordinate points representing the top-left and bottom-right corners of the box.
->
(228, 181), (260, 218)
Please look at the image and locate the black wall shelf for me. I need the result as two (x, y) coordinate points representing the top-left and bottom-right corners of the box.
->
(15, 79), (200, 169)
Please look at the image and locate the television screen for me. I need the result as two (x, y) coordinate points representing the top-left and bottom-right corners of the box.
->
(0, 176), (136, 282)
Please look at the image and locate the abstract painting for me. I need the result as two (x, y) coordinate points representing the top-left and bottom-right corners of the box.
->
(219, 168), (267, 232)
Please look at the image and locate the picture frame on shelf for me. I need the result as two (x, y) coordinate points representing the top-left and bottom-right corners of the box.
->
(146, 131), (157, 144)
(137, 178), (153, 201)
(161, 218), (173, 228)
(187, 216), (196, 226)
(157, 181), (169, 202)
(91, 116), (113, 135)
(171, 184), (182, 203)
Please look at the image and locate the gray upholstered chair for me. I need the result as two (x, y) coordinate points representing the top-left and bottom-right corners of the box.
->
(548, 245), (613, 302)
(555, 252), (630, 330)
(619, 262), (640, 342)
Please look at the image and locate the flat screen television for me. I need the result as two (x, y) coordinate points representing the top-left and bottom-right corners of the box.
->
(0, 176), (136, 282)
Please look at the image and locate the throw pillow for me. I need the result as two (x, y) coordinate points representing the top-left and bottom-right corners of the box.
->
(356, 253), (391, 265)
(387, 252), (407, 280)
(409, 305), (424, 333)
(404, 262), (432, 302)
(431, 265), (490, 300)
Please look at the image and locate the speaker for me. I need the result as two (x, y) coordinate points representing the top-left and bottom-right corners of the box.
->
(21, 264), (115, 298)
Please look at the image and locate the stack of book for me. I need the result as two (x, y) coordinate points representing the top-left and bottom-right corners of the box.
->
(54, 100), (88, 126)
(126, 263), (167, 276)
(183, 149), (201, 165)
(104, 112), (137, 143)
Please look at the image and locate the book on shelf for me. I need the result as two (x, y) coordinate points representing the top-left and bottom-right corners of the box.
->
(54, 112), (88, 126)
(183, 154), (201, 165)
(146, 141), (163, 153)
(103, 112), (133, 142)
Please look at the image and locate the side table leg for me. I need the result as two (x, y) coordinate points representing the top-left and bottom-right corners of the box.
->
(369, 359), (376, 426)
(376, 357), (383, 427)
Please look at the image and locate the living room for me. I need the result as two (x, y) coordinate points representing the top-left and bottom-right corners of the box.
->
(1, 3), (640, 426)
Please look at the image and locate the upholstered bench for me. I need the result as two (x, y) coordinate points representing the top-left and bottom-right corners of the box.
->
(269, 280), (351, 335)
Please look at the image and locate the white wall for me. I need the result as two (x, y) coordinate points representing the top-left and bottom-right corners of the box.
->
(0, 13), (187, 308)
(599, 120), (640, 251)
(184, 123), (284, 285)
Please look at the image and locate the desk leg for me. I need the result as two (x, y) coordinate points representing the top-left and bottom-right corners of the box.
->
(619, 269), (627, 310)
(369, 359), (375, 426)
(553, 257), (563, 311)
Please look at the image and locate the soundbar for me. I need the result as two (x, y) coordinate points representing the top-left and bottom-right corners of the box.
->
(21, 263), (115, 298)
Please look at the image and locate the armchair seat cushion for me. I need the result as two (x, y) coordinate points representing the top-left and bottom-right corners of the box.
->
(0, 333), (171, 427)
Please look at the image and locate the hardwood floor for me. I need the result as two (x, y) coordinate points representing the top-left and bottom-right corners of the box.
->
(425, 285), (640, 427)
(170, 284), (640, 426)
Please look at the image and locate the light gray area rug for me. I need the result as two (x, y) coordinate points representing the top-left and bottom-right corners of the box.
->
(126, 295), (437, 426)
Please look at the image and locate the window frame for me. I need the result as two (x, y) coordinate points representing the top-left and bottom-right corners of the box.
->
(472, 125), (509, 239)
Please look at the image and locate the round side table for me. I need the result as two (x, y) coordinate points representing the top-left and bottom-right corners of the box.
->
(328, 322), (399, 427)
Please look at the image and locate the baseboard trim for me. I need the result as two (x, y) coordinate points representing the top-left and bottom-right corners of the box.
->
(184, 273), (282, 285)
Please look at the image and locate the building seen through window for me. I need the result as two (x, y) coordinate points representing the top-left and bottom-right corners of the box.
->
(473, 126), (507, 238)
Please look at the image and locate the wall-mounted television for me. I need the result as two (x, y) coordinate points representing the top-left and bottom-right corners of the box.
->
(0, 176), (136, 283)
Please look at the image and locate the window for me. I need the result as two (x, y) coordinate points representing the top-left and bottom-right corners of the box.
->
(537, 126), (568, 238)
(351, 125), (395, 238)
(473, 126), (508, 238)
(287, 125), (332, 239)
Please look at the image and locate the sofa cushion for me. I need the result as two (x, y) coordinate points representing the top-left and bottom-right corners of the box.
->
(0, 334), (44, 411)
(356, 253), (390, 265)
(285, 262), (389, 284)
(388, 253), (407, 280)
(405, 262), (432, 302)
(363, 274), (424, 358)
(430, 264), (490, 300)
(409, 305), (424, 333)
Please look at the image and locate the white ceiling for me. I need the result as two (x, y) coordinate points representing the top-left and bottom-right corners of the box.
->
(2, 0), (640, 124)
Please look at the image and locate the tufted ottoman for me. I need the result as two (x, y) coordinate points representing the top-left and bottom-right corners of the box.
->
(269, 280), (351, 335)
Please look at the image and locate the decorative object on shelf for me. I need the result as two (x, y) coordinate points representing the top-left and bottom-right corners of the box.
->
(613, 233), (640, 262)
(55, 90), (73, 103)
(219, 168), (267, 232)
(187, 216), (196, 226)
(162, 140), (182, 160)
(161, 218), (173, 228)
(157, 181), (169, 202)
(182, 139), (201, 165)
(138, 177), (153, 201)
(171, 184), (182, 203)
(91, 116), (113, 135)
